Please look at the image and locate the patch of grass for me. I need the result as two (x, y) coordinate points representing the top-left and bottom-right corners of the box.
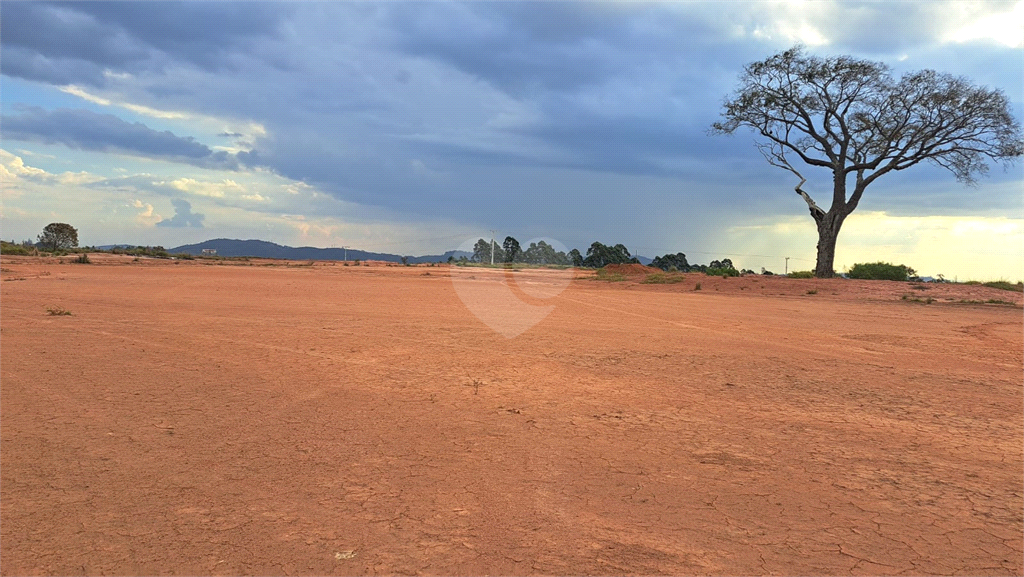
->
(593, 269), (627, 282)
(963, 280), (982, 285)
(74, 253), (91, 264)
(642, 272), (685, 284)
(694, 282), (702, 291)
(902, 295), (934, 304)
(910, 284), (930, 290)
(957, 299), (1017, 306)
(806, 289), (818, 295)
(787, 270), (814, 279)
(983, 281), (1023, 292)
(46, 305), (72, 316)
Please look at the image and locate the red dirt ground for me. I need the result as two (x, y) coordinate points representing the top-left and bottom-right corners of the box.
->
(2, 254), (1022, 575)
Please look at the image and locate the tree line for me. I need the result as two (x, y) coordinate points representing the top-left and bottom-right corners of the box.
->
(459, 236), (744, 273)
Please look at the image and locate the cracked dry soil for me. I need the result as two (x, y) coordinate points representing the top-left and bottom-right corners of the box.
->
(1, 256), (1021, 575)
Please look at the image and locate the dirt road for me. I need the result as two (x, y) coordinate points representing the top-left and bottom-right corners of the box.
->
(2, 256), (1021, 575)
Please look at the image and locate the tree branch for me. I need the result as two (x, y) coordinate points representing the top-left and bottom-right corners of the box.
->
(793, 175), (826, 220)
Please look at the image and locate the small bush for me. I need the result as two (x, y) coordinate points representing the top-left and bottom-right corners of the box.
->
(787, 270), (814, 279)
(46, 306), (72, 316)
(806, 289), (818, 295)
(74, 253), (91, 264)
(705, 267), (739, 277)
(848, 262), (914, 281)
(694, 282), (702, 291)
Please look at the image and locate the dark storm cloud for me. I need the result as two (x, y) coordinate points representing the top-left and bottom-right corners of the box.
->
(0, 1), (290, 86)
(385, 2), (717, 96)
(2, 1), (1020, 233)
(2, 107), (260, 170)
(157, 198), (205, 228)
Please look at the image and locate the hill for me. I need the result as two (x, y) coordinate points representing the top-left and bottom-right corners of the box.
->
(169, 238), (470, 263)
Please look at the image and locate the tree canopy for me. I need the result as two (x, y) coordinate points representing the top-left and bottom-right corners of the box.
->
(583, 242), (634, 268)
(651, 252), (689, 272)
(38, 223), (79, 252)
(712, 46), (1023, 277)
(472, 238), (504, 263)
(502, 236), (521, 263)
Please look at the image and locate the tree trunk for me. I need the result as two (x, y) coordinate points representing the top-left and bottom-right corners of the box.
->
(814, 213), (846, 278)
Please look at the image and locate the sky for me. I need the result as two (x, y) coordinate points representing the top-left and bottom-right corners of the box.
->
(1, 1), (1022, 280)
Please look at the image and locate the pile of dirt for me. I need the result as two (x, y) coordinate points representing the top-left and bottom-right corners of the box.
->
(602, 263), (661, 275)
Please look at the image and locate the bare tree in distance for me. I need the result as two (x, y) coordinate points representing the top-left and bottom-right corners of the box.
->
(712, 46), (1023, 278)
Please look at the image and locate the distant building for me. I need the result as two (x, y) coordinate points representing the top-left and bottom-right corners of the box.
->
(201, 248), (217, 256)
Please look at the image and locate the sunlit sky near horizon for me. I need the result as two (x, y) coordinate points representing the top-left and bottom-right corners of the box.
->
(2, 1), (1022, 280)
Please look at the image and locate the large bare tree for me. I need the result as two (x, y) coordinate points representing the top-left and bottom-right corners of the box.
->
(712, 46), (1023, 278)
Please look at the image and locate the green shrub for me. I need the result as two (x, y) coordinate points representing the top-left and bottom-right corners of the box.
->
(848, 262), (914, 281)
(74, 253), (91, 264)
(787, 270), (814, 279)
(705, 267), (739, 277)
(0, 241), (32, 256)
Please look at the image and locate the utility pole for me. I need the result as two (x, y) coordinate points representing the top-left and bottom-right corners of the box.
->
(343, 246), (348, 261)
(490, 230), (497, 265)
(785, 257), (790, 275)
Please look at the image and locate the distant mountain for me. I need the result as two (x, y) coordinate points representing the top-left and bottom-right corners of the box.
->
(168, 238), (470, 263)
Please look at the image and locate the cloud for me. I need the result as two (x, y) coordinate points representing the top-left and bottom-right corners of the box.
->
(0, 2), (291, 86)
(157, 198), (205, 228)
(2, 107), (260, 170)
(0, 148), (104, 185)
